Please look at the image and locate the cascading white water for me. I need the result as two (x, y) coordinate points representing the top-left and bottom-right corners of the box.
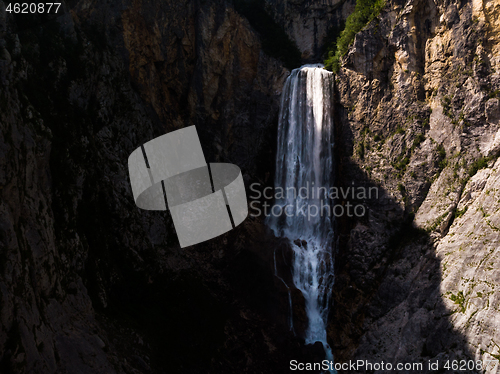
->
(267, 64), (336, 368)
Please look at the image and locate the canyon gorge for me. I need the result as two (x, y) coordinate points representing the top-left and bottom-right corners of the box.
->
(0, 0), (500, 372)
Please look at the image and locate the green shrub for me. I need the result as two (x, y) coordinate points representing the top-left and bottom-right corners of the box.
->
(468, 157), (489, 177)
(357, 141), (365, 159)
(449, 291), (466, 313)
(393, 155), (410, 177)
(438, 159), (448, 171)
(395, 156), (410, 169)
(411, 133), (425, 150)
(394, 126), (405, 135)
(437, 144), (446, 159)
(441, 95), (454, 119)
(455, 206), (468, 218)
(324, 0), (385, 72)
(488, 89), (500, 99)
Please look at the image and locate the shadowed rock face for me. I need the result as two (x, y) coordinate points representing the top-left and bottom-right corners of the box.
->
(1, 0), (499, 372)
(265, 0), (356, 61)
(0, 0), (297, 373)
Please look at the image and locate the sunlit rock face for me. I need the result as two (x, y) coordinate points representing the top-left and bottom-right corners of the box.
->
(330, 0), (500, 369)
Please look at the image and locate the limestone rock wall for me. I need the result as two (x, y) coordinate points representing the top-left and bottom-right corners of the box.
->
(332, 0), (500, 370)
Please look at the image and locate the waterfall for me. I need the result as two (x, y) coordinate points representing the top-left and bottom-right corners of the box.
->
(267, 64), (336, 368)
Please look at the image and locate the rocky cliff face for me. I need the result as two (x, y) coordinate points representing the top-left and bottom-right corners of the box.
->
(0, 1), (300, 373)
(331, 0), (500, 370)
(265, 0), (356, 60)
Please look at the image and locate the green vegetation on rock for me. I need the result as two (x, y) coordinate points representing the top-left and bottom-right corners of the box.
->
(455, 206), (468, 219)
(437, 144), (448, 171)
(449, 291), (467, 313)
(323, 0), (385, 73)
(411, 133), (425, 151)
(468, 156), (489, 177)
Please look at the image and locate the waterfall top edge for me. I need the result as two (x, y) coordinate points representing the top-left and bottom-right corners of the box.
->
(300, 63), (324, 68)
(291, 63), (333, 74)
